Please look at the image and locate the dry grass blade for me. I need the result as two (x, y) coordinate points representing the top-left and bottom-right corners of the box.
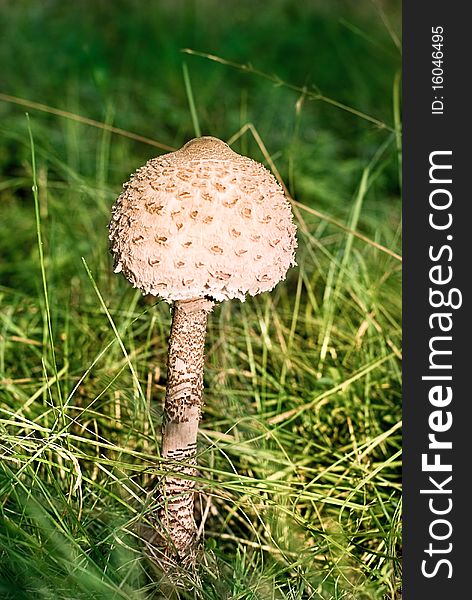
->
(0, 92), (175, 152)
(183, 48), (395, 132)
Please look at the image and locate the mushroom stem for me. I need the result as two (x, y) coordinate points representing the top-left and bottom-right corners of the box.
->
(159, 297), (213, 561)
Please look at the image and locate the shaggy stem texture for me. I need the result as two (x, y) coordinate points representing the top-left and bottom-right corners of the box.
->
(159, 297), (213, 562)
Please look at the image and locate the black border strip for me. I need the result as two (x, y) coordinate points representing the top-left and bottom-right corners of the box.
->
(403, 2), (469, 596)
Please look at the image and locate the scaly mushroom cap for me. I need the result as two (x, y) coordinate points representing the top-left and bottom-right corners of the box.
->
(109, 136), (297, 302)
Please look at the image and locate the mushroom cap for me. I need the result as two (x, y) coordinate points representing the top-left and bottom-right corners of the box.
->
(109, 136), (297, 302)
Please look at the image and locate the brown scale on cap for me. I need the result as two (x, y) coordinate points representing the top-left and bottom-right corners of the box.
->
(109, 136), (297, 302)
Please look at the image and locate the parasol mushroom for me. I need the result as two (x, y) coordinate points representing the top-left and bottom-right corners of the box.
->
(108, 136), (297, 564)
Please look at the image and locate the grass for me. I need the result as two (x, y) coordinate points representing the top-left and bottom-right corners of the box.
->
(0, 1), (401, 598)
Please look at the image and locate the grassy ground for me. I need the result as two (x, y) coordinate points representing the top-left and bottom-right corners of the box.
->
(0, 1), (401, 598)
